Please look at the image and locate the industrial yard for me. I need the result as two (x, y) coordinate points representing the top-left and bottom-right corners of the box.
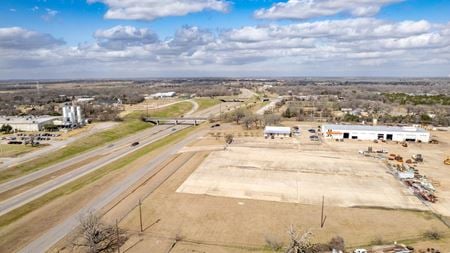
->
(0, 79), (448, 253)
(178, 122), (450, 215)
(101, 122), (450, 252)
(177, 147), (425, 210)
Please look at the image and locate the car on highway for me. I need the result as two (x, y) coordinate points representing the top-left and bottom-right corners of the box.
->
(131, 142), (140, 147)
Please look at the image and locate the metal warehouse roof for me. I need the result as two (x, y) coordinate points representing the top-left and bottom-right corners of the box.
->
(264, 126), (291, 134)
(0, 116), (60, 125)
(322, 124), (428, 133)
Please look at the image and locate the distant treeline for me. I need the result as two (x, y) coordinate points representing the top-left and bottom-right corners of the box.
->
(384, 93), (450, 105)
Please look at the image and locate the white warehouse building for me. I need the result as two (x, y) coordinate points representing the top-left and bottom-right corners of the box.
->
(264, 126), (292, 138)
(322, 124), (430, 143)
(0, 116), (60, 132)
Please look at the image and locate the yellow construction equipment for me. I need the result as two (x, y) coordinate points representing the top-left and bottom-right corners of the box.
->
(445, 156), (450, 165)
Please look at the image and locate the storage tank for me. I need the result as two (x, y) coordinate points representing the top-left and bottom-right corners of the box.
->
(62, 106), (70, 123)
(76, 106), (83, 125)
(70, 106), (76, 124)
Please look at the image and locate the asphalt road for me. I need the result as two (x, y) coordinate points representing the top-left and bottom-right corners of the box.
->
(0, 100), (196, 171)
(18, 102), (234, 252)
(18, 128), (206, 253)
(0, 125), (177, 195)
(0, 124), (187, 216)
(0, 100), (200, 196)
(0, 122), (117, 171)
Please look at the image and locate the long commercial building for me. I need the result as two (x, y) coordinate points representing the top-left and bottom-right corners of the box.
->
(0, 116), (61, 132)
(264, 126), (292, 137)
(322, 124), (430, 142)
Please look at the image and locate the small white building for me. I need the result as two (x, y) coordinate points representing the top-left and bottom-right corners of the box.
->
(76, 97), (95, 103)
(147, 92), (176, 99)
(0, 116), (60, 132)
(322, 124), (430, 143)
(264, 126), (292, 138)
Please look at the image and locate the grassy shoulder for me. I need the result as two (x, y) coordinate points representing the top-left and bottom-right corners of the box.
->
(0, 102), (193, 184)
(0, 126), (197, 228)
(194, 98), (221, 111)
(0, 145), (40, 158)
(149, 101), (194, 117)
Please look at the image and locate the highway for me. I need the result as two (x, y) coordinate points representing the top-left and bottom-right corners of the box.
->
(0, 100), (201, 195)
(17, 101), (238, 252)
(18, 128), (207, 253)
(0, 100), (196, 171)
(0, 124), (187, 216)
(0, 122), (117, 171)
(0, 125), (178, 194)
(0, 101), (238, 217)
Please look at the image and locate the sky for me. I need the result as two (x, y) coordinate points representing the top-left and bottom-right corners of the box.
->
(0, 0), (450, 79)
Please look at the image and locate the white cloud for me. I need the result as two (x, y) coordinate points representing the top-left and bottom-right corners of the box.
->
(94, 25), (159, 50)
(0, 27), (64, 50)
(88, 0), (230, 20)
(2, 17), (450, 78)
(42, 8), (59, 21)
(255, 0), (403, 20)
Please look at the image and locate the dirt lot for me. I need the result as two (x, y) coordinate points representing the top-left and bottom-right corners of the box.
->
(177, 147), (425, 210)
(114, 125), (450, 252)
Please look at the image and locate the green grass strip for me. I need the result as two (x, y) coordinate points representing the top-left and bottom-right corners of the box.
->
(0, 102), (193, 183)
(0, 126), (196, 228)
(194, 98), (221, 111)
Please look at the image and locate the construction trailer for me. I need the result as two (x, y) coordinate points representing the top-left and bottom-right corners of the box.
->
(322, 124), (430, 142)
(264, 126), (292, 138)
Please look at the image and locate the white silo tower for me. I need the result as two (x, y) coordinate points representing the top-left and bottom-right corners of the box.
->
(62, 106), (70, 124)
(76, 106), (83, 125)
(70, 106), (76, 125)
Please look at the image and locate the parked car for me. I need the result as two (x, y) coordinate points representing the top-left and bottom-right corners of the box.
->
(308, 129), (316, 133)
(211, 123), (221, 128)
(310, 135), (319, 141)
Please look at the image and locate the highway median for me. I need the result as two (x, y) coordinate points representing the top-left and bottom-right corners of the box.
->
(0, 101), (193, 184)
(0, 125), (197, 228)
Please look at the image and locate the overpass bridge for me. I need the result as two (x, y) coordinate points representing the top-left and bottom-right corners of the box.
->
(143, 117), (208, 126)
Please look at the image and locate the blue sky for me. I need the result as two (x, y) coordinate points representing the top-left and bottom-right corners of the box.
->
(0, 0), (450, 78)
(2, 0), (449, 45)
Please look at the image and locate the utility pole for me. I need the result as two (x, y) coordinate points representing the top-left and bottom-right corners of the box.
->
(139, 199), (143, 232)
(116, 219), (121, 253)
(320, 195), (327, 228)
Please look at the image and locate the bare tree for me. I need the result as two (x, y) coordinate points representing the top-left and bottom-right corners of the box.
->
(285, 225), (314, 253)
(71, 212), (127, 253)
(242, 113), (258, 129)
(225, 134), (234, 144)
(231, 108), (246, 124)
(264, 113), (281, 126)
(328, 236), (345, 252)
(265, 235), (284, 252)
